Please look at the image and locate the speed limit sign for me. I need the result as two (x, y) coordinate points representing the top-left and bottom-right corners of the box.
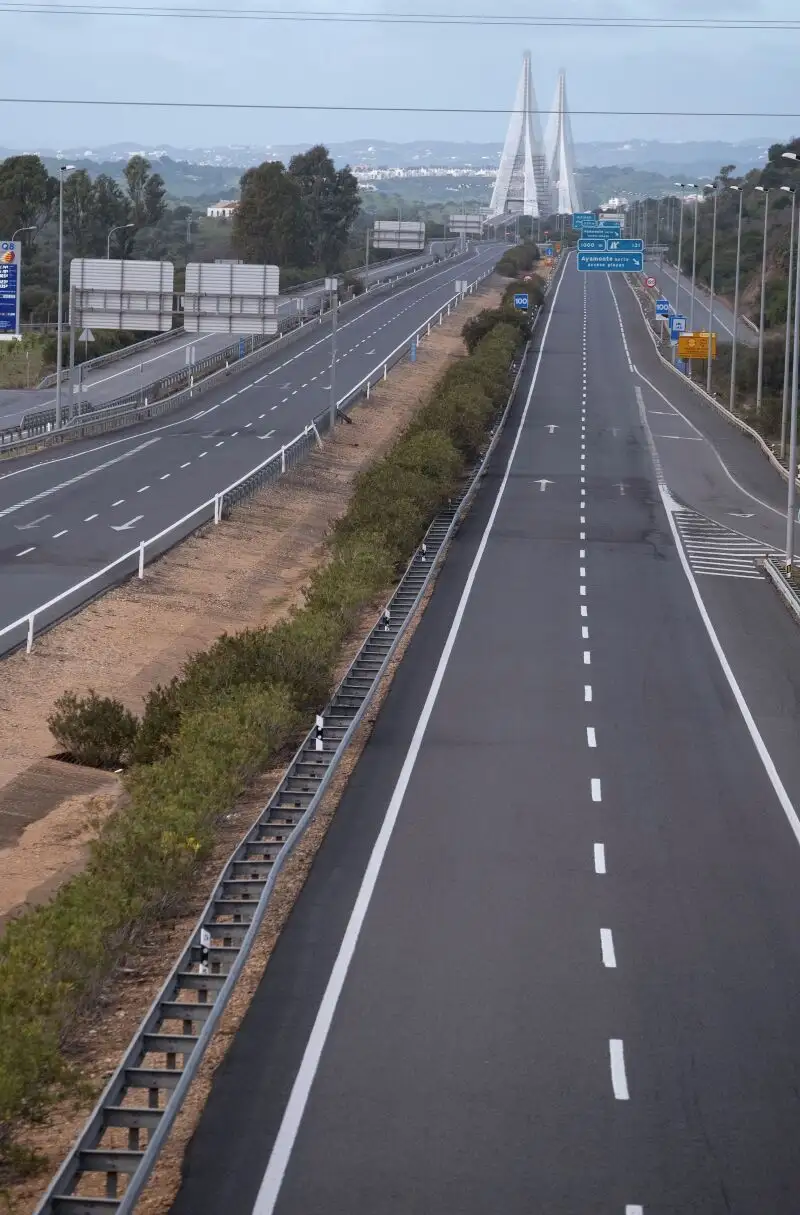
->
(645, 276), (656, 288)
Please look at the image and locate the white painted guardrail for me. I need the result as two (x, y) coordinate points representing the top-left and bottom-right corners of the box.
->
(0, 272), (493, 658)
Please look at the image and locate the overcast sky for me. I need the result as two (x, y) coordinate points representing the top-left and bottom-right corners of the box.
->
(3, 0), (799, 151)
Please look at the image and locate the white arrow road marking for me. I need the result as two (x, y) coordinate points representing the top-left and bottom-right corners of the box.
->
(653, 434), (703, 441)
(535, 479), (553, 492)
(615, 483), (627, 496)
(14, 513), (51, 530)
(110, 514), (144, 531)
(16, 546), (36, 557)
(729, 511), (755, 518)
(545, 424), (559, 434)
(0, 438), (159, 522)
(260, 430), (276, 439)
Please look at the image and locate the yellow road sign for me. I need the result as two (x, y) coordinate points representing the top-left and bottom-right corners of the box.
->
(678, 332), (717, 359)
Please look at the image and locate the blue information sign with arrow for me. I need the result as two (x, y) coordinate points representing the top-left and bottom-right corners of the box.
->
(577, 251), (644, 273)
(606, 238), (643, 251)
(572, 212), (594, 230)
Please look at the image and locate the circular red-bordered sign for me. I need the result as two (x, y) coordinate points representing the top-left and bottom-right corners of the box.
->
(645, 276), (656, 288)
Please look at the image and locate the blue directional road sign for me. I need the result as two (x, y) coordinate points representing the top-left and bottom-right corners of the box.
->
(572, 212), (594, 230)
(578, 238), (609, 251)
(239, 337), (246, 358)
(577, 251), (644, 273)
(668, 314), (687, 341)
(579, 224), (622, 240)
(0, 240), (21, 334)
(544, 246), (553, 257)
(513, 292), (530, 310)
(655, 297), (671, 317)
(606, 238), (644, 252)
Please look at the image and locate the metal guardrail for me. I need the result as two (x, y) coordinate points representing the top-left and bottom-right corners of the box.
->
(0, 271), (494, 660)
(1, 250), (461, 456)
(32, 293), (539, 1215)
(33, 248), (443, 391)
(37, 328), (182, 389)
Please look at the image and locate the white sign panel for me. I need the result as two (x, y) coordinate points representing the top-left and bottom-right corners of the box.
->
(372, 220), (426, 251)
(448, 214), (483, 235)
(70, 259), (174, 331)
(183, 262), (280, 334)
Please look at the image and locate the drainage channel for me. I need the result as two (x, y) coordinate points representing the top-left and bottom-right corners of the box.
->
(37, 495), (473, 1215)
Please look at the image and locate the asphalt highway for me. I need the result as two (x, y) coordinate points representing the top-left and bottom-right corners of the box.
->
(643, 257), (758, 346)
(0, 244), (504, 648)
(0, 248), (448, 428)
(169, 253), (800, 1214)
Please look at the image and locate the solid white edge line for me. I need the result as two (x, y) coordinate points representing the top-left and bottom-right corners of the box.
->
(250, 252), (571, 1215)
(621, 292), (800, 849)
(610, 1038), (630, 1100)
(660, 484), (800, 846)
(600, 927), (617, 968)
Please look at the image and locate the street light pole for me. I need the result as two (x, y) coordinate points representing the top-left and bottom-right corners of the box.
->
(675, 185), (686, 318)
(729, 185), (745, 413)
(689, 192), (701, 331)
(327, 278), (339, 432)
(707, 184), (719, 395)
(780, 186), (797, 460)
(55, 165), (75, 430)
(755, 185), (771, 413)
(786, 212), (800, 567)
(107, 222), (134, 259)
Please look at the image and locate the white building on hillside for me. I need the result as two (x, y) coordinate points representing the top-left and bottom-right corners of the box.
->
(207, 200), (238, 218)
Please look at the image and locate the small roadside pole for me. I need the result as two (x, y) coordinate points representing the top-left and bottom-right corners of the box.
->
(326, 277), (339, 430)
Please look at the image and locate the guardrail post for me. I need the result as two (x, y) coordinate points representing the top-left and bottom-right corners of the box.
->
(214, 493), (221, 524)
(311, 421), (322, 447)
(366, 380), (370, 400)
(447, 302), (451, 316)
(427, 321), (431, 335)
(439, 312), (443, 325)
(189, 374), (194, 398)
(26, 614), (34, 653)
(281, 445), (286, 474)
(383, 364), (387, 380)
(138, 541), (145, 579)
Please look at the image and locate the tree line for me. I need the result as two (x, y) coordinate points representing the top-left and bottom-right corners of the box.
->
(232, 144), (361, 272)
(0, 153), (167, 259)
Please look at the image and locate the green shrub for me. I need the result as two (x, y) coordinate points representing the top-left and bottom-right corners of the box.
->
(0, 683), (299, 1152)
(5, 297), (527, 1174)
(47, 690), (138, 769)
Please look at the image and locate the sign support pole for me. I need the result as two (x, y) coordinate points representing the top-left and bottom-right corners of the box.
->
(68, 284), (77, 423)
(329, 282), (338, 432)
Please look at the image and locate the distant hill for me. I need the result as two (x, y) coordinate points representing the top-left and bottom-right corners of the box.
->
(0, 137), (774, 179)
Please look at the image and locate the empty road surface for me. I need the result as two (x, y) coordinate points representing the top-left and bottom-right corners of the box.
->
(0, 247), (450, 430)
(0, 244), (504, 650)
(169, 253), (800, 1214)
